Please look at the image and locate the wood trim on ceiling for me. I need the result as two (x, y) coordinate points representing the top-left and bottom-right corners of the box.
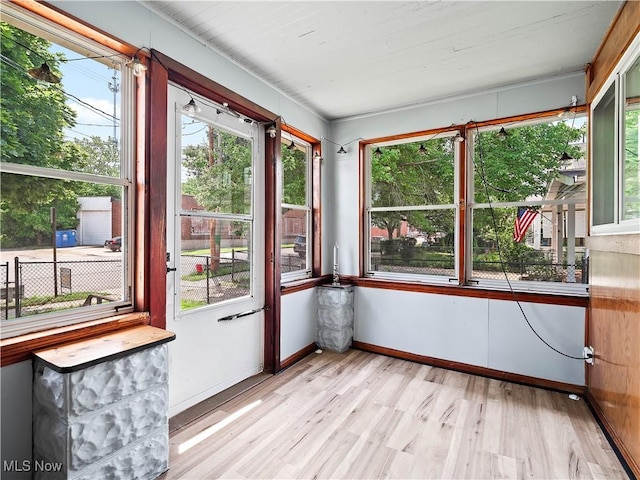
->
(586, 1), (640, 103)
(12, 0), (140, 57)
(150, 50), (277, 124)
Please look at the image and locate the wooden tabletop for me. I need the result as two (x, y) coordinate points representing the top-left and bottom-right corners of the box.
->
(33, 325), (176, 373)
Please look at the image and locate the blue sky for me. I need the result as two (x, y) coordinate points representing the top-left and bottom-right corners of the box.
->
(51, 44), (121, 142)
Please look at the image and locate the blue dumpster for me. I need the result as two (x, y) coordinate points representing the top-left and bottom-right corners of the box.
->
(55, 230), (77, 248)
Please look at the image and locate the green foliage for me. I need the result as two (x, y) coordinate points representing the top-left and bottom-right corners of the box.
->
(0, 23), (76, 171)
(181, 260), (250, 281)
(182, 127), (252, 214)
(180, 299), (207, 311)
(0, 23), (105, 247)
(623, 109), (639, 219)
(0, 184), (79, 248)
(473, 122), (583, 203)
(282, 143), (307, 205)
(371, 138), (455, 238)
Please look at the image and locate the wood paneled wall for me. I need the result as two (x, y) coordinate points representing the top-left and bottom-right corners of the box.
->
(587, 236), (640, 478)
(586, 4), (640, 477)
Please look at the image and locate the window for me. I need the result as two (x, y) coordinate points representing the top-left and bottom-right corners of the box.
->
(363, 112), (588, 294)
(171, 90), (260, 312)
(281, 134), (312, 282)
(0, 5), (135, 338)
(591, 33), (640, 233)
(365, 133), (458, 283)
(470, 115), (588, 294)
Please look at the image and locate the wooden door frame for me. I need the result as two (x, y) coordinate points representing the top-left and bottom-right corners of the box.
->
(147, 50), (280, 373)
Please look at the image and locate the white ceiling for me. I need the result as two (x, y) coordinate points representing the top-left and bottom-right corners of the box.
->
(141, 1), (622, 120)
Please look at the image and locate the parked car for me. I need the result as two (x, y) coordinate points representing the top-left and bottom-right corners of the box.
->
(293, 235), (306, 258)
(104, 236), (122, 252)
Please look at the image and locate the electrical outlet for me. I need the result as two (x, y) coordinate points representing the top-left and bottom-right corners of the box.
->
(583, 346), (594, 364)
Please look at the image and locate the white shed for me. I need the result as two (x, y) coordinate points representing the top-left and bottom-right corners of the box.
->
(76, 196), (113, 246)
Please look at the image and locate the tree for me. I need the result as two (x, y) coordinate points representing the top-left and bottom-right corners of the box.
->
(623, 110), (639, 219)
(282, 144), (306, 205)
(0, 23), (76, 203)
(182, 126), (252, 270)
(71, 136), (121, 198)
(473, 122), (583, 203)
(370, 121), (584, 249)
(471, 122), (584, 250)
(371, 137), (455, 240)
(0, 23), (81, 247)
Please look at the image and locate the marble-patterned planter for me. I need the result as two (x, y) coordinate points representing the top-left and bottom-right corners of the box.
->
(316, 285), (354, 353)
(33, 334), (172, 480)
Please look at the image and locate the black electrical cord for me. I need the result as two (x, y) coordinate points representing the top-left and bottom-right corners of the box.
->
(471, 122), (589, 361)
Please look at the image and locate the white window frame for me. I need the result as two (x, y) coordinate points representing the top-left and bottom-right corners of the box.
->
(170, 90), (261, 318)
(281, 135), (312, 283)
(590, 32), (640, 235)
(364, 132), (460, 285)
(0, 4), (135, 339)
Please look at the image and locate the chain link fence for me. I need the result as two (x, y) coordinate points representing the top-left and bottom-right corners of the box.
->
(179, 253), (250, 309)
(1, 257), (122, 319)
(370, 243), (587, 284)
(1, 262), (9, 320)
(281, 253), (306, 274)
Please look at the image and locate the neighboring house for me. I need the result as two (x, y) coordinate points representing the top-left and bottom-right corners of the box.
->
(282, 209), (306, 243)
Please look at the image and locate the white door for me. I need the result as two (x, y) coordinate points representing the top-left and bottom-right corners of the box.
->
(166, 85), (265, 415)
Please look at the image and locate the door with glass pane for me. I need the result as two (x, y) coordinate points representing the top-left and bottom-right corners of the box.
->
(166, 85), (265, 411)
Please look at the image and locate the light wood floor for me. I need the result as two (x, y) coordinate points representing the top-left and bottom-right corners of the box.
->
(160, 349), (629, 479)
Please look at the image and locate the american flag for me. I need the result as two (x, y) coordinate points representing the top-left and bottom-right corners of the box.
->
(513, 207), (538, 243)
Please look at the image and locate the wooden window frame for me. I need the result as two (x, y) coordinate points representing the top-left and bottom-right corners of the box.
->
(358, 107), (590, 305)
(0, 0), (148, 365)
(280, 124), (322, 287)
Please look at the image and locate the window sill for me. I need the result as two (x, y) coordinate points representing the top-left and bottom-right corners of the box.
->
(342, 276), (589, 307)
(281, 275), (331, 295)
(0, 312), (150, 367)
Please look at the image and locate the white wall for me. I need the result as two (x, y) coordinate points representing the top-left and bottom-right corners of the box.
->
(356, 288), (585, 385)
(329, 74), (587, 387)
(0, 361), (32, 478)
(281, 289), (317, 362)
(326, 73), (585, 274)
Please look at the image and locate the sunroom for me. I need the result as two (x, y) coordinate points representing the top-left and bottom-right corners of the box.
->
(0, 1), (638, 479)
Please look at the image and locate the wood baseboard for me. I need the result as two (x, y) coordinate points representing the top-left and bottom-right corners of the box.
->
(585, 391), (639, 480)
(352, 341), (587, 396)
(279, 343), (318, 371)
(169, 372), (272, 434)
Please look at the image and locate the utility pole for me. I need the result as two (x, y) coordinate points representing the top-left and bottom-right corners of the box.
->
(108, 69), (119, 145)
